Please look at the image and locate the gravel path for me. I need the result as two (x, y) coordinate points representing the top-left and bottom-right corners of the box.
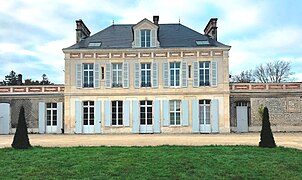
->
(1, 133), (301, 149)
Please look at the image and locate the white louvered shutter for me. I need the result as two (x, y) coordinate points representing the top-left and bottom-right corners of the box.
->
(163, 62), (169, 88)
(181, 61), (188, 87)
(211, 61), (218, 87)
(193, 61), (199, 87)
(94, 63), (100, 88)
(152, 62), (158, 88)
(151, 29), (156, 47)
(76, 63), (82, 88)
(135, 30), (140, 47)
(123, 62), (129, 88)
(134, 63), (140, 88)
(105, 63), (111, 88)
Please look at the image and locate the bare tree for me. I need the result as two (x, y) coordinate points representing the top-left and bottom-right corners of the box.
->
(254, 60), (293, 83)
(231, 70), (255, 83)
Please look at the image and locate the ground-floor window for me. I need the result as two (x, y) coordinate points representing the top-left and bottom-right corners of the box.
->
(83, 101), (94, 125)
(199, 100), (210, 125)
(170, 100), (181, 125)
(46, 103), (57, 126)
(112, 101), (123, 125)
(140, 101), (152, 125)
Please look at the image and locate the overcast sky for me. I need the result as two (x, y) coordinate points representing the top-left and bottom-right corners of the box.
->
(1, 0), (301, 83)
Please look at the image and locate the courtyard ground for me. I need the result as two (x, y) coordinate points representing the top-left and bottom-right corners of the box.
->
(0, 132), (301, 149)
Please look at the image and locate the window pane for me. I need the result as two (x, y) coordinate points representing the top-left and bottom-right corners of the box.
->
(90, 120), (94, 125)
(176, 113), (181, 125)
(84, 120), (88, 125)
(47, 120), (51, 126)
(112, 119), (116, 125)
(52, 120), (57, 126)
(170, 101), (174, 111)
(170, 113), (175, 125)
(140, 101), (145, 106)
(46, 103), (51, 108)
(147, 101), (152, 105)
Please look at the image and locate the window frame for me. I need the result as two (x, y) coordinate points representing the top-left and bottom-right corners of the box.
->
(46, 103), (57, 126)
(170, 62), (181, 87)
(83, 63), (94, 88)
(199, 61), (210, 87)
(140, 100), (153, 125)
(111, 100), (123, 126)
(141, 63), (151, 87)
(83, 101), (94, 126)
(141, 29), (151, 48)
(112, 63), (123, 88)
(169, 100), (181, 126)
(199, 100), (211, 125)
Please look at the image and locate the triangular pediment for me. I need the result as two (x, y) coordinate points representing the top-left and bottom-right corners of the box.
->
(133, 18), (158, 29)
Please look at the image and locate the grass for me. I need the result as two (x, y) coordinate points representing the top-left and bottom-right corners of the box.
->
(0, 146), (301, 179)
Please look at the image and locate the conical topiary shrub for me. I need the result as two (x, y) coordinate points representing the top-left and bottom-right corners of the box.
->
(12, 106), (31, 149)
(259, 107), (276, 148)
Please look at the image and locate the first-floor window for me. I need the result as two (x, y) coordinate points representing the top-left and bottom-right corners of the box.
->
(112, 63), (123, 88)
(170, 62), (180, 87)
(112, 101), (123, 125)
(83, 63), (94, 88)
(170, 100), (181, 125)
(199, 62), (210, 86)
(83, 101), (94, 125)
(140, 101), (152, 125)
(141, 63), (151, 87)
(199, 100), (210, 124)
(46, 103), (57, 126)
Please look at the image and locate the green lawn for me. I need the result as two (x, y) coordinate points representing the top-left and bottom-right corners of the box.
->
(0, 146), (301, 179)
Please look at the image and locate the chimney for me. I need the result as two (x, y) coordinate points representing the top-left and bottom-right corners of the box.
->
(204, 18), (218, 41)
(153, 15), (159, 25)
(76, 19), (91, 43)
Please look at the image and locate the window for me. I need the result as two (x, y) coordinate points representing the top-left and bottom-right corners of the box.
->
(196, 40), (210, 46)
(199, 100), (210, 125)
(199, 62), (210, 86)
(140, 101), (152, 125)
(112, 63), (123, 88)
(188, 65), (192, 78)
(83, 101), (94, 126)
(88, 42), (102, 47)
(101, 66), (105, 80)
(170, 62), (181, 87)
(112, 101), (123, 125)
(83, 63), (94, 88)
(46, 103), (57, 126)
(141, 63), (151, 87)
(141, 30), (150, 47)
(170, 100), (181, 125)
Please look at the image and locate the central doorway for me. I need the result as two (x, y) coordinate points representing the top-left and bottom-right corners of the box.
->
(46, 103), (58, 133)
(140, 100), (153, 133)
(199, 100), (211, 133)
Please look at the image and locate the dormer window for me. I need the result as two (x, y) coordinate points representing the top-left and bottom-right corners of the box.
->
(141, 30), (151, 47)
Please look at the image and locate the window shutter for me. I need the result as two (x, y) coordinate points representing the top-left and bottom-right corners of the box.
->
(154, 100), (161, 133)
(134, 63), (140, 88)
(152, 62), (158, 88)
(76, 63), (82, 88)
(94, 63), (100, 88)
(151, 29), (156, 47)
(123, 100), (130, 127)
(163, 62), (169, 88)
(192, 99), (199, 133)
(95, 100), (101, 133)
(105, 63), (111, 88)
(38, 102), (45, 134)
(132, 100), (139, 133)
(181, 61), (188, 87)
(211, 61), (218, 87)
(123, 62), (129, 88)
(75, 100), (82, 133)
(162, 100), (169, 126)
(104, 100), (111, 127)
(182, 100), (189, 126)
(193, 61), (199, 87)
(57, 102), (63, 134)
(211, 99), (219, 133)
(135, 30), (140, 47)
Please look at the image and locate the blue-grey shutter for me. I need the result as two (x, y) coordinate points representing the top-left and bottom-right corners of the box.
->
(135, 30), (140, 47)
(211, 61), (218, 87)
(152, 62), (158, 88)
(193, 61), (199, 87)
(134, 63), (140, 88)
(211, 99), (219, 133)
(162, 100), (169, 126)
(123, 100), (130, 127)
(57, 102), (63, 134)
(76, 63), (82, 88)
(94, 63), (100, 88)
(181, 61), (188, 87)
(151, 29), (156, 47)
(182, 100), (189, 126)
(38, 102), (45, 134)
(104, 100), (111, 127)
(192, 99), (199, 133)
(154, 100), (161, 133)
(0, 103), (10, 134)
(75, 100), (82, 133)
(123, 62), (129, 88)
(163, 62), (169, 88)
(105, 63), (111, 88)
(95, 100), (101, 133)
(132, 100), (139, 133)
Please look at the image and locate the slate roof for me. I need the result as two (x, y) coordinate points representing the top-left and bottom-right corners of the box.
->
(64, 23), (229, 50)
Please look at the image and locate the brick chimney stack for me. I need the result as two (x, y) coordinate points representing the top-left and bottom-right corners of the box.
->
(204, 18), (218, 41)
(76, 19), (91, 43)
(153, 15), (159, 25)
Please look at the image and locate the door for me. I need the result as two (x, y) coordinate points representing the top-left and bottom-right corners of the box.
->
(45, 103), (58, 133)
(199, 100), (211, 133)
(140, 101), (153, 133)
(0, 103), (10, 134)
(83, 101), (95, 133)
(236, 105), (248, 132)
